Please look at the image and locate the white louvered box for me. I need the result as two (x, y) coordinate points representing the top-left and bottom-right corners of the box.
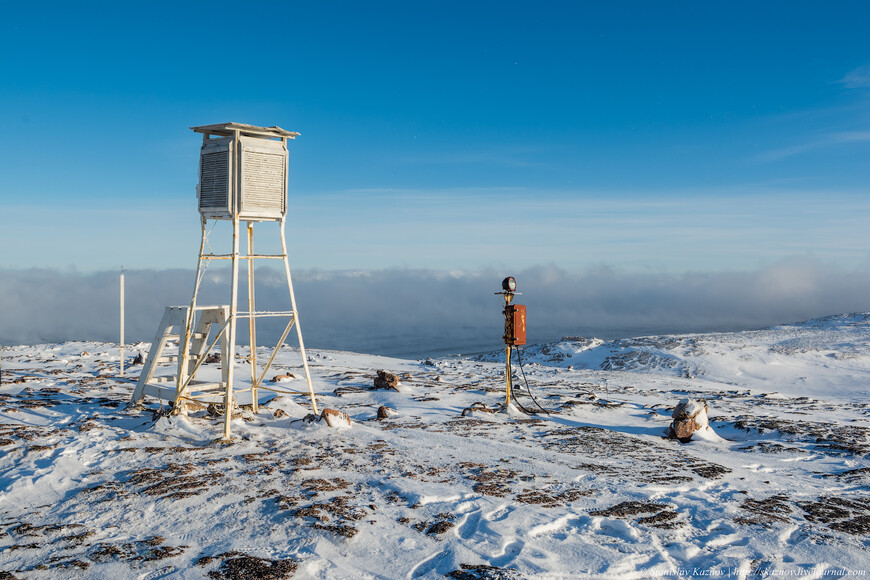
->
(193, 123), (298, 221)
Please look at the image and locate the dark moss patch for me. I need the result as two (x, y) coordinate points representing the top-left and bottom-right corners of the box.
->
(205, 552), (298, 580)
(687, 461), (731, 479)
(447, 563), (525, 579)
(590, 501), (668, 518)
(637, 510), (680, 527)
(799, 496), (870, 535)
(301, 478), (351, 493)
(830, 515), (870, 535)
(737, 495), (792, 525)
(426, 520), (455, 535)
(312, 522), (359, 538)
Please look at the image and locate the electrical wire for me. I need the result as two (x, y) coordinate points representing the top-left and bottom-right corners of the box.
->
(509, 372), (533, 414)
(514, 346), (551, 415)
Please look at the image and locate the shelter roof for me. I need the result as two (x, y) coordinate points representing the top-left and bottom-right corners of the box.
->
(190, 122), (299, 139)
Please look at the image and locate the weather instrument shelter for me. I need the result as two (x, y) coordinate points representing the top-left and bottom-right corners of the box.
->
(196, 123), (293, 220)
(130, 122), (318, 440)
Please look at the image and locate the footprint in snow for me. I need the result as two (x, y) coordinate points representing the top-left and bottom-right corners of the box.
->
(485, 504), (515, 522)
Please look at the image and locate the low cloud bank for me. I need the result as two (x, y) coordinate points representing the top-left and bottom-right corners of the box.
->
(2, 259), (869, 357)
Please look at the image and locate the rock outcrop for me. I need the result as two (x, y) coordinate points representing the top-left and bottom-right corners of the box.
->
(669, 399), (708, 443)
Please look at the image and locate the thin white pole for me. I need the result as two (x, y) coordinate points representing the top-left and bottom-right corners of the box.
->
(120, 267), (125, 377)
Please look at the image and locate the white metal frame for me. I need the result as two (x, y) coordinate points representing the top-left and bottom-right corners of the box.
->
(180, 215), (319, 440)
(129, 122), (317, 441)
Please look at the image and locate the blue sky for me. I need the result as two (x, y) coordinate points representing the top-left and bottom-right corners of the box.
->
(1, 1), (869, 274)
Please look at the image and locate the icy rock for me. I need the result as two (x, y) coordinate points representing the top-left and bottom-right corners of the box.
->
(669, 398), (708, 442)
(461, 402), (494, 416)
(321, 408), (351, 428)
(374, 369), (400, 390)
(377, 405), (397, 419)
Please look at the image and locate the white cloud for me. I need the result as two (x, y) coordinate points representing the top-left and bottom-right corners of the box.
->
(839, 63), (870, 89)
(754, 131), (870, 163)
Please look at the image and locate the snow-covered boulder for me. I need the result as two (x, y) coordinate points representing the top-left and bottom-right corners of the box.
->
(669, 398), (708, 442)
(377, 405), (397, 419)
(321, 408), (352, 428)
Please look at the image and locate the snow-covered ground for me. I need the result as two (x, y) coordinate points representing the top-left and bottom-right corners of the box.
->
(1, 314), (869, 579)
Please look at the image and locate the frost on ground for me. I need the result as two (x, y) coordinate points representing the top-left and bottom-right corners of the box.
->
(1, 313), (869, 579)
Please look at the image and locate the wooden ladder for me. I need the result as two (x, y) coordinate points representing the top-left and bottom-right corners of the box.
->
(129, 305), (230, 411)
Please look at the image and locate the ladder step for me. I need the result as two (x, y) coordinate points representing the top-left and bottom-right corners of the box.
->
(157, 355), (204, 363)
(142, 384), (175, 402)
(164, 333), (205, 341)
(186, 382), (225, 394)
(188, 381), (224, 388)
(155, 353), (206, 365)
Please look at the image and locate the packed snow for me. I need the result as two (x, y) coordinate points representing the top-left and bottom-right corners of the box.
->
(1, 313), (869, 578)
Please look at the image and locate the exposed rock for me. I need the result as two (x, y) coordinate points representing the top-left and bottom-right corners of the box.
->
(377, 406), (397, 420)
(669, 399), (708, 443)
(374, 370), (399, 390)
(321, 408), (351, 428)
(270, 373), (297, 383)
(462, 402), (495, 416)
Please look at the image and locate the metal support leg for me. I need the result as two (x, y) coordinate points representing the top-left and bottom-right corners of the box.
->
(247, 221), (258, 413)
(505, 346), (513, 407)
(280, 217), (319, 415)
(175, 218), (209, 413)
(224, 216), (241, 440)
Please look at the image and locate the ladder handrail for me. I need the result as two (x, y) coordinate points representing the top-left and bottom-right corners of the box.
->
(173, 316), (233, 408)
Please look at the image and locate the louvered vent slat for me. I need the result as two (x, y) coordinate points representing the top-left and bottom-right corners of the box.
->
(241, 150), (285, 212)
(200, 150), (230, 210)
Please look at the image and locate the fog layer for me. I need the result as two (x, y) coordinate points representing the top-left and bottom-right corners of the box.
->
(2, 259), (869, 358)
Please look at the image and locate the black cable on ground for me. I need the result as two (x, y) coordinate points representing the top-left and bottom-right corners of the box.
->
(510, 383), (533, 414)
(514, 347), (551, 415)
